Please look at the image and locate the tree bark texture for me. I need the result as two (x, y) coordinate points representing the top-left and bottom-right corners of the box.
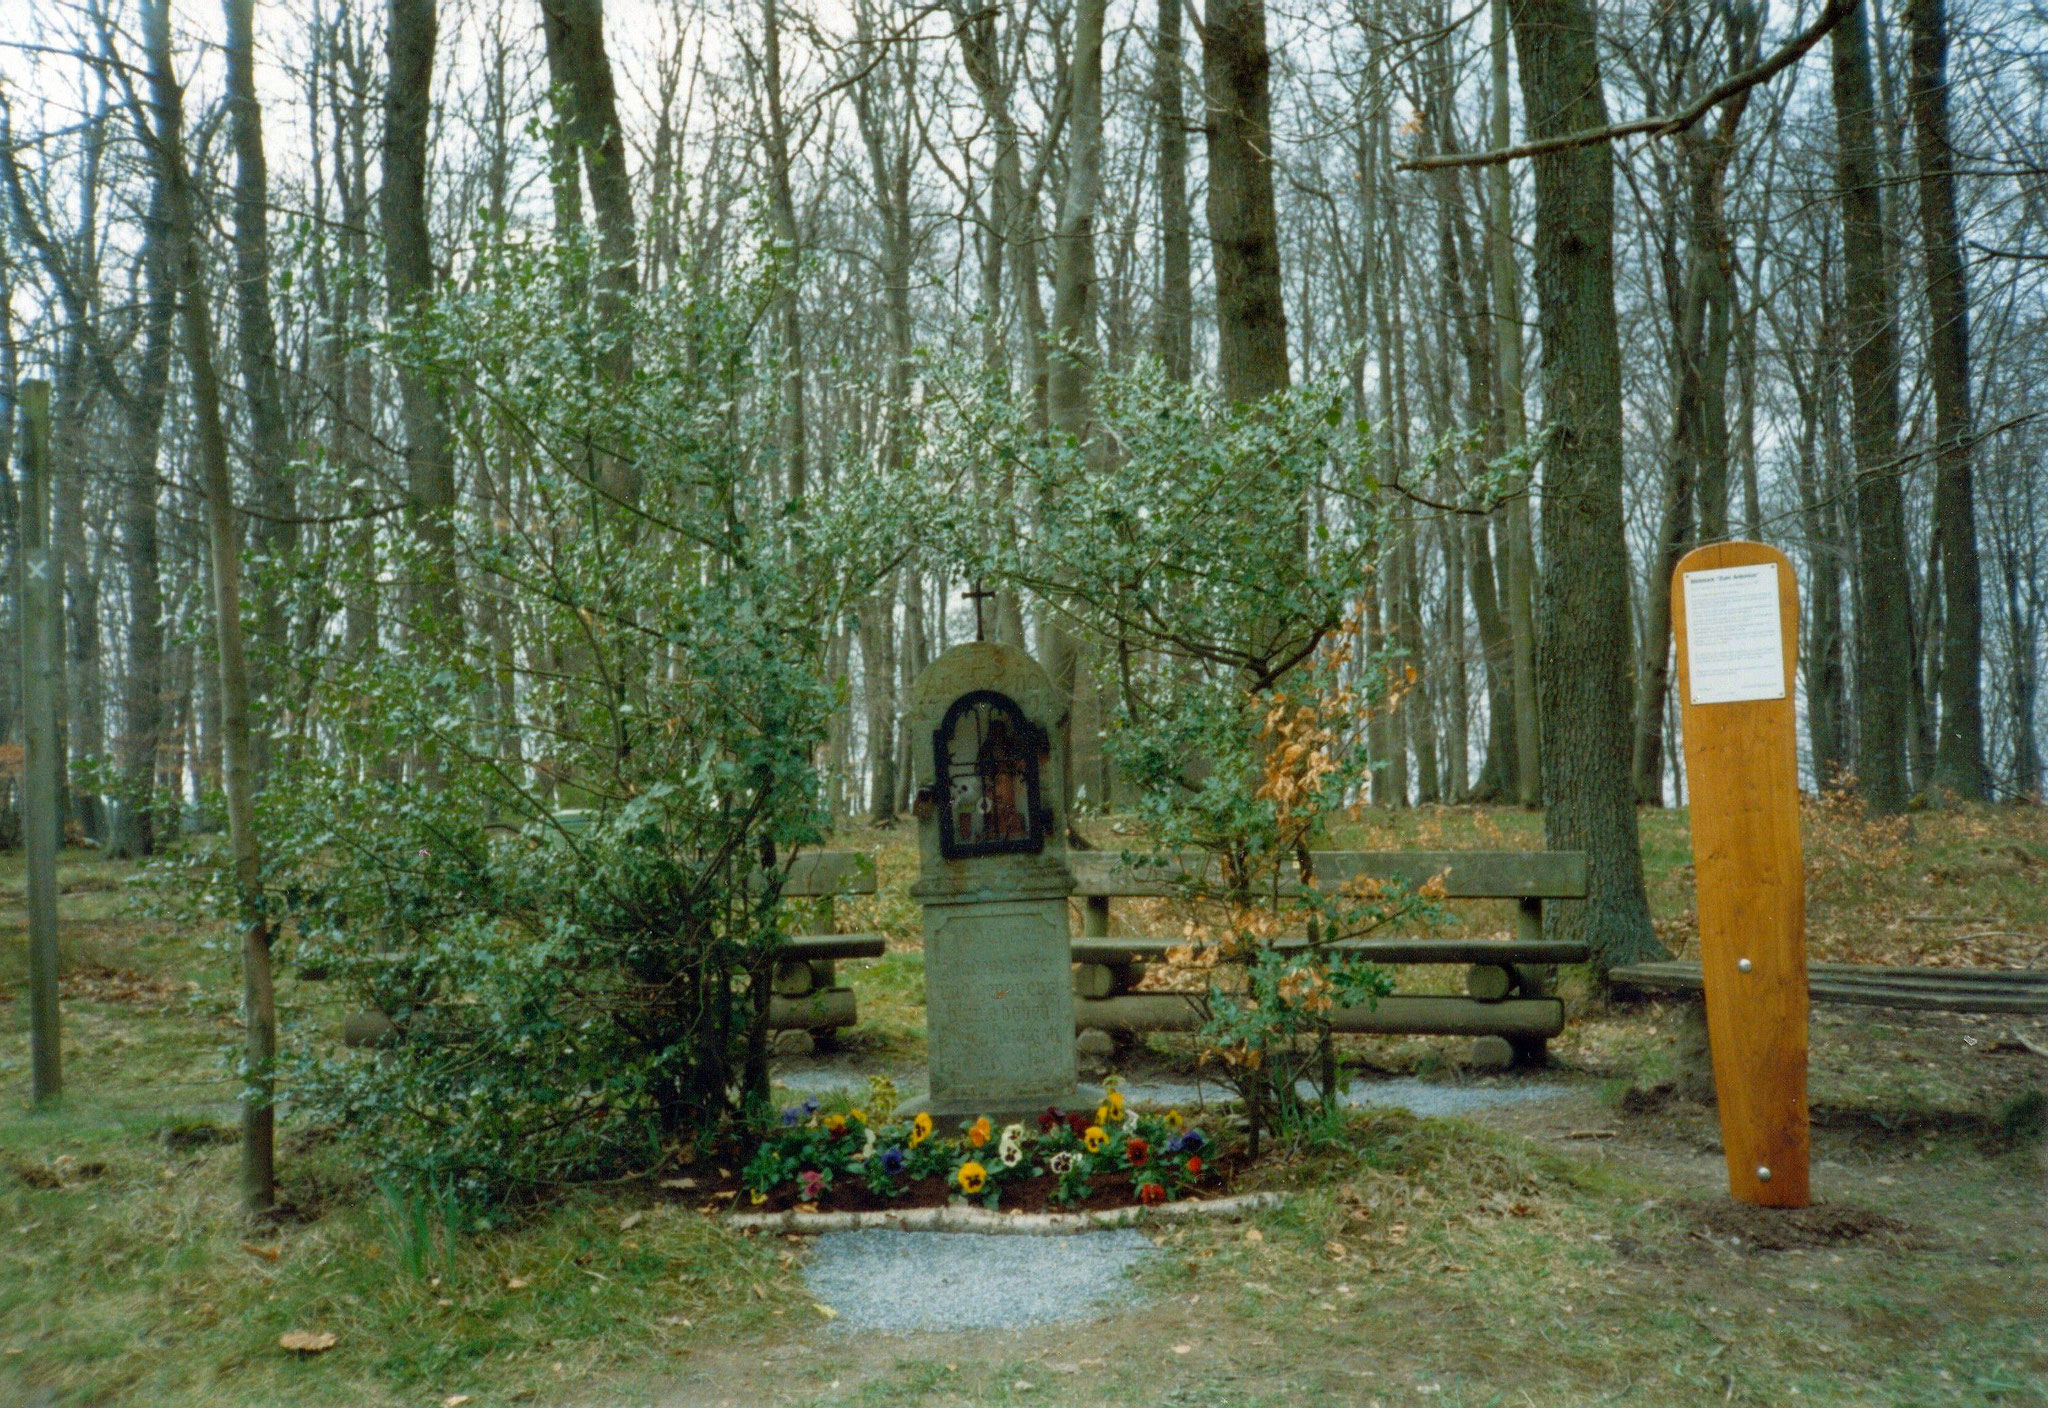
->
(1832, 0), (1913, 814)
(383, 0), (459, 625)
(144, 0), (276, 1213)
(225, 0), (295, 753)
(1508, 0), (1662, 968)
(1154, 0), (1193, 382)
(1202, 0), (1290, 403)
(1907, 0), (1988, 801)
(542, 0), (644, 504)
(1491, 0), (1541, 808)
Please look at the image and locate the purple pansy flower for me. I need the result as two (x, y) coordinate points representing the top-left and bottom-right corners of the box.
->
(880, 1147), (906, 1175)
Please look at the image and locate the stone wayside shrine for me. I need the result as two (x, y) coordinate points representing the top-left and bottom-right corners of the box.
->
(906, 642), (1089, 1121)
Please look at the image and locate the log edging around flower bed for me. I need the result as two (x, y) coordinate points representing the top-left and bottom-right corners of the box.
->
(726, 1190), (1284, 1235)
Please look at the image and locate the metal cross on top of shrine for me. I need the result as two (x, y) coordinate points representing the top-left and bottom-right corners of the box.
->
(962, 581), (996, 642)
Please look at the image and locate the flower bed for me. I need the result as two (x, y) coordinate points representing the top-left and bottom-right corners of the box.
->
(740, 1079), (1222, 1214)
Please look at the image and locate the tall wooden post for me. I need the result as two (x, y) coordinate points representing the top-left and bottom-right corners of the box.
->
(20, 381), (62, 1106)
(1672, 541), (1809, 1208)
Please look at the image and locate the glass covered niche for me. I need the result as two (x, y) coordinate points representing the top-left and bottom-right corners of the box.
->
(933, 690), (1049, 859)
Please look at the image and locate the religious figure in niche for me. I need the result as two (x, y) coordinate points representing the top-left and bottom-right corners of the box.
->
(974, 713), (1027, 844)
(936, 691), (1045, 858)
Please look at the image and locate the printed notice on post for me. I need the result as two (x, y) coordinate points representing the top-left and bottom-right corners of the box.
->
(1684, 563), (1786, 705)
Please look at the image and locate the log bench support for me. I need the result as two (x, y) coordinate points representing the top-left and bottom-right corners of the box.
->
(1065, 851), (1589, 1068)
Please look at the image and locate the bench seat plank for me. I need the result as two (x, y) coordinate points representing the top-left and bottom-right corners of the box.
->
(1069, 936), (1589, 966)
(1612, 960), (2048, 1014)
(1066, 850), (1588, 900)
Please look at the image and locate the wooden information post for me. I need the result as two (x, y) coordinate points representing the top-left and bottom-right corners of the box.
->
(1671, 541), (1809, 1208)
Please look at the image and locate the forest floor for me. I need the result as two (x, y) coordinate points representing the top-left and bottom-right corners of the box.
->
(0, 804), (2044, 1407)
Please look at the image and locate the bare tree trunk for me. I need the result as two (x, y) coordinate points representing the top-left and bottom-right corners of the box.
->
(1491, 0), (1540, 808)
(761, 0), (809, 504)
(1153, 0), (1192, 382)
(1907, 0), (1987, 802)
(1632, 445), (1691, 805)
(383, 0), (459, 626)
(542, 0), (643, 504)
(225, 0), (294, 770)
(53, 336), (100, 845)
(1508, 0), (1660, 969)
(144, 0), (275, 1214)
(1833, 0), (1913, 814)
(1440, 157), (1518, 799)
(860, 584), (898, 822)
(1792, 364), (1848, 785)
(1202, 0), (1290, 403)
(1044, 0), (1106, 825)
(1634, 59), (1749, 803)
(111, 167), (173, 858)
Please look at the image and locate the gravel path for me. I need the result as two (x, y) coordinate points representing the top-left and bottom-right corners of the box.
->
(801, 1228), (1154, 1332)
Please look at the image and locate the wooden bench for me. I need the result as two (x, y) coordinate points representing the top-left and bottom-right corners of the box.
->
(1611, 960), (2048, 1014)
(1065, 850), (1590, 1067)
(339, 849), (883, 1048)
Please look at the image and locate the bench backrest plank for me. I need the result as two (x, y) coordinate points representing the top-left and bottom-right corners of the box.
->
(1066, 850), (1587, 901)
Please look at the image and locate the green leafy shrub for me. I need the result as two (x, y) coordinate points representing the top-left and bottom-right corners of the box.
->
(255, 244), (890, 1206)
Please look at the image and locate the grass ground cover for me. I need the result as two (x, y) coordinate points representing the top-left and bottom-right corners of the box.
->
(1, 806), (2043, 1406)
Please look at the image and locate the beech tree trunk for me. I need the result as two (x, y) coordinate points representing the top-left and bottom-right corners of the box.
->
(383, 0), (459, 625)
(1508, 0), (1661, 969)
(1154, 0), (1193, 382)
(1908, 0), (1988, 801)
(112, 172), (173, 858)
(1833, 0), (1913, 814)
(1491, 0), (1540, 808)
(1202, 0), (1290, 403)
(543, 0), (643, 504)
(225, 0), (294, 763)
(143, 0), (275, 1214)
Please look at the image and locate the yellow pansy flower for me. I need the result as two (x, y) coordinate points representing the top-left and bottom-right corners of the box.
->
(823, 1114), (846, 1134)
(1105, 1091), (1125, 1121)
(1083, 1125), (1108, 1153)
(1165, 1109), (1185, 1131)
(957, 1161), (988, 1195)
(848, 1108), (867, 1125)
(909, 1112), (933, 1146)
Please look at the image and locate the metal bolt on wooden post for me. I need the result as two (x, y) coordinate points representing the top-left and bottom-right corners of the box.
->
(1672, 541), (1810, 1209)
(19, 381), (62, 1106)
